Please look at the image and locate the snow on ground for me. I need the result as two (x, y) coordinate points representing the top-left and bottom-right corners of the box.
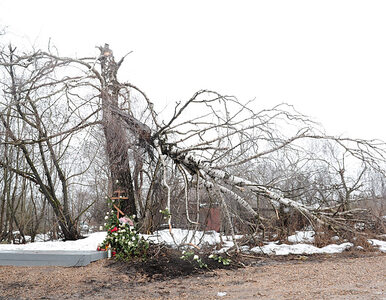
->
(143, 228), (243, 249)
(0, 232), (107, 251)
(143, 229), (223, 246)
(368, 239), (386, 253)
(287, 231), (315, 243)
(0, 229), (385, 255)
(250, 242), (353, 256)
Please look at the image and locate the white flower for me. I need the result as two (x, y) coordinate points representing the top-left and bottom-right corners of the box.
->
(113, 232), (118, 236)
(104, 216), (108, 220)
(106, 211), (109, 215)
(111, 210), (114, 214)
(209, 254), (214, 259)
(182, 250), (186, 255)
(159, 210), (162, 213)
(193, 255), (199, 260)
(104, 223), (106, 226)
(132, 215), (136, 218)
(132, 236), (135, 241)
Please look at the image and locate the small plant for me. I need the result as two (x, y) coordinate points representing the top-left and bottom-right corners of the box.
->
(208, 254), (231, 266)
(180, 250), (208, 269)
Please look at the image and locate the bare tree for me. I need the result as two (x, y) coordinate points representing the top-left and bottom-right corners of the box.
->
(0, 45), (100, 240)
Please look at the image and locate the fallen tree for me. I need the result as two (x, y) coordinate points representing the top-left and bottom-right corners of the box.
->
(1, 44), (385, 242)
(111, 92), (386, 238)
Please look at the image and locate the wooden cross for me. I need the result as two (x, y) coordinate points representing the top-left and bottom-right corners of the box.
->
(110, 190), (128, 219)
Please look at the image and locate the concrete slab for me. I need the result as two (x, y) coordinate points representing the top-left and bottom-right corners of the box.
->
(0, 250), (108, 267)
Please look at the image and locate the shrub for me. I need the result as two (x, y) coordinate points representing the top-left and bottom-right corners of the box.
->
(101, 205), (149, 259)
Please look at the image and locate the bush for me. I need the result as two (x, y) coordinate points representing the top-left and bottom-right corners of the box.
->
(101, 205), (149, 259)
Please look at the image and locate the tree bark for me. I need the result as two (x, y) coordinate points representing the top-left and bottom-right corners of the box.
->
(99, 44), (137, 216)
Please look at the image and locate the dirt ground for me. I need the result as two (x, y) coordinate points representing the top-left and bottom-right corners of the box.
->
(0, 252), (385, 300)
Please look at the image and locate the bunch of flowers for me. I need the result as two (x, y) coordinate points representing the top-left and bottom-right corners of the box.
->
(101, 204), (148, 259)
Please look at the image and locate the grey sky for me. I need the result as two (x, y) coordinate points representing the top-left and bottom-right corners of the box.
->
(1, 0), (386, 141)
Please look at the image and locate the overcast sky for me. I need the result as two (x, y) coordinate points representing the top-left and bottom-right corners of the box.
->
(1, 0), (385, 141)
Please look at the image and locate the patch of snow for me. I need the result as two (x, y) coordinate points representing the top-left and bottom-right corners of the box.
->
(288, 231), (315, 243)
(250, 242), (353, 256)
(34, 233), (51, 242)
(143, 229), (222, 247)
(321, 243), (353, 254)
(0, 232), (107, 251)
(217, 292), (227, 297)
(368, 239), (386, 253)
(331, 236), (340, 241)
(239, 245), (250, 252)
(143, 229), (242, 248)
(354, 222), (365, 231)
(217, 239), (236, 253)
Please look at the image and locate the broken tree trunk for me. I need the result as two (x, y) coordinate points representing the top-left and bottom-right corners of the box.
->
(99, 44), (137, 216)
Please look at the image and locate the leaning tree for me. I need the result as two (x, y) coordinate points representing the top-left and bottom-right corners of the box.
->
(1, 43), (385, 241)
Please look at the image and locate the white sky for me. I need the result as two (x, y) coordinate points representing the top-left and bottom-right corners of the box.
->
(1, 0), (386, 141)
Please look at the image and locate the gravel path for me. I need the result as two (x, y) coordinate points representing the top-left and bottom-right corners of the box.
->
(0, 253), (385, 299)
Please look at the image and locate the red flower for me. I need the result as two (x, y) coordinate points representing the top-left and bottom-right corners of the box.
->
(109, 226), (118, 233)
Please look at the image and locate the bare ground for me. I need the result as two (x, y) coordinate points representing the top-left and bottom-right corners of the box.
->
(0, 252), (385, 300)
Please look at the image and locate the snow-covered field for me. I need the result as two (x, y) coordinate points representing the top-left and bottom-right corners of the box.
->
(0, 229), (385, 255)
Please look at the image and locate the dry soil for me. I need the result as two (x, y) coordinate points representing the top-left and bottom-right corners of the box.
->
(0, 253), (385, 300)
